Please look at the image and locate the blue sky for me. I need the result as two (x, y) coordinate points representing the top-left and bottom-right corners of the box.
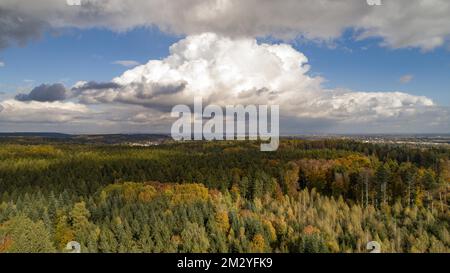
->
(0, 28), (180, 93)
(295, 34), (450, 106)
(1, 27), (449, 106)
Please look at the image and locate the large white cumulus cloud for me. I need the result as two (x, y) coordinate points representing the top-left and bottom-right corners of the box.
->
(1, 0), (450, 50)
(108, 34), (322, 108)
(0, 33), (448, 133)
(70, 33), (448, 132)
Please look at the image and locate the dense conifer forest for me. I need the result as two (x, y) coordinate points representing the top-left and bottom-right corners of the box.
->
(0, 139), (448, 253)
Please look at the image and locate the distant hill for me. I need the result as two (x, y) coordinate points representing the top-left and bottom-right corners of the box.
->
(0, 132), (170, 144)
(0, 132), (72, 138)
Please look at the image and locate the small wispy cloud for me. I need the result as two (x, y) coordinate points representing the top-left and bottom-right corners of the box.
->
(0, 62), (5, 67)
(112, 60), (141, 68)
(399, 74), (414, 84)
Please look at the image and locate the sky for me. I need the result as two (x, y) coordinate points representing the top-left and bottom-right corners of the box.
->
(0, 0), (449, 134)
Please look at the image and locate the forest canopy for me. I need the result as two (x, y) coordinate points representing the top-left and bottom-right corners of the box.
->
(0, 139), (448, 253)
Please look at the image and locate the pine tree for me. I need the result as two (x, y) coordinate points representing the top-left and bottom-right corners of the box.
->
(180, 222), (210, 253)
(0, 215), (56, 253)
(375, 164), (390, 206)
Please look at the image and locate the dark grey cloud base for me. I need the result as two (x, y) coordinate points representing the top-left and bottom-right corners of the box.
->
(0, 8), (46, 49)
(15, 83), (68, 102)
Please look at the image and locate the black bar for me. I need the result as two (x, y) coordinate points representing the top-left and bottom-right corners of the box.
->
(0, 253), (445, 272)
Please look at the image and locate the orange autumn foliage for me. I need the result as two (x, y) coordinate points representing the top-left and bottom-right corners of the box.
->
(0, 236), (13, 253)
